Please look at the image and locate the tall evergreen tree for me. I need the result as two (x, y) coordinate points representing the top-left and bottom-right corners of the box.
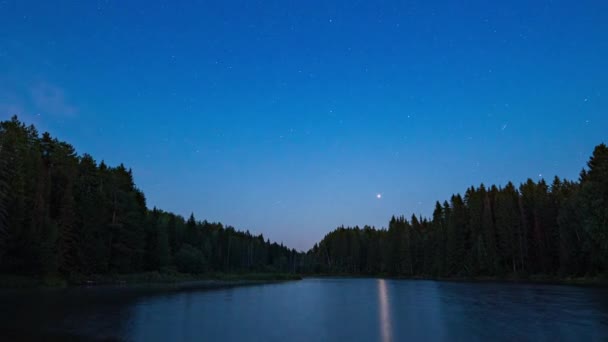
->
(1, 117), (607, 280)
(0, 117), (300, 279)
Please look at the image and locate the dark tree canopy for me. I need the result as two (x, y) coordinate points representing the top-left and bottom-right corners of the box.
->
(0, 117), (300, 278)
(300, 144), (608, 278)
(1, 117), (606, 280)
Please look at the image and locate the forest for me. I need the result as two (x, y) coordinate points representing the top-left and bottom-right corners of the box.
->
(1, 116), (607, 282)
(302, 143), (608, 278)
(0, 116), (300, 280)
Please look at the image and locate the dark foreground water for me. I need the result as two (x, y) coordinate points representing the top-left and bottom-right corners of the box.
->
(2, 278), (608, 341)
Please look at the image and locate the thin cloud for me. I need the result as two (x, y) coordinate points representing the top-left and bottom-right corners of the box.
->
(29, 82), (78, 117)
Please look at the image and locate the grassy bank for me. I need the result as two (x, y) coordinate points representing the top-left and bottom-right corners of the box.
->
(0, 272), (302, 289)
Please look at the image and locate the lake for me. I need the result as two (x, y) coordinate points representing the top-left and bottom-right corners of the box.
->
(2, 278), (608, 341)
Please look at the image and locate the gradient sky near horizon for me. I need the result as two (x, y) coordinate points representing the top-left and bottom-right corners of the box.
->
(1, 1), (607, 250)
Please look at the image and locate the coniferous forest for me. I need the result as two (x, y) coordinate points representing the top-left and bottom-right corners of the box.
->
(0, 116), (607, 281)
(303, 144), (608, 279)
(0, 117), (299, 279)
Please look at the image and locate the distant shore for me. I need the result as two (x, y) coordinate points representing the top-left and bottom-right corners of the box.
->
(0, 272), (302, 289)
(305, 274), (608, 287)
(3, 272), (605, 290)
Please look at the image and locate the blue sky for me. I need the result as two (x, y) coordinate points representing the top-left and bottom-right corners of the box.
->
(1, 0), (607, 250)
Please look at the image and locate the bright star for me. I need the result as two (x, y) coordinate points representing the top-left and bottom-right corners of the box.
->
(376, 194), (382, 199)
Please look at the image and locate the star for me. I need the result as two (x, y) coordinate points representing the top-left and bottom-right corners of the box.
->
(376, 194), (382, 199)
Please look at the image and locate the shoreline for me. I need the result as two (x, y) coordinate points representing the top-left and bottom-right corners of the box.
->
(0, 272), (302, 290)
(304, 274), (608, 287)
(2, 272), (606, 290)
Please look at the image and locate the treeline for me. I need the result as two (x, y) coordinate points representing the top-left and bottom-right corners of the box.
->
(0, 116), (300, 278)
(302, 144), (608, 278)
(2, 116), (606, 281)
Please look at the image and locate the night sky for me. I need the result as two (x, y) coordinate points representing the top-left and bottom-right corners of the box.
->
(1, 1), (607, 250)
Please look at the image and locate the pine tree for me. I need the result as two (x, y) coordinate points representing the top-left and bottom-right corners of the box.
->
(579, 144), (608, 273)
(0, 122), (11, 264)
(494, 183), (521, 274)
(466, 186), (485, 275)
(446, 195), (467, 276)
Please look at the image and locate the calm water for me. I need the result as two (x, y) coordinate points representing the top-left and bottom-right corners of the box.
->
(2, 278), (608, 341)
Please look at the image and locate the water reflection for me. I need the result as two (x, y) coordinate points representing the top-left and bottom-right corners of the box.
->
(2, 279), (608, 341)
(0, 287), (137, 340)
(377, 279), (392, 342)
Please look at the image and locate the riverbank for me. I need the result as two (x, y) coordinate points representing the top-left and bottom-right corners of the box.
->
(439, 275), (608, 287)
(305, 274), (608, 287)
(4, 272), (604, 289)
(0, 272), (302, 289)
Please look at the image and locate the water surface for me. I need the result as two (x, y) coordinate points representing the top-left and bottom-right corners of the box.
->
(2, 278), (608, 341)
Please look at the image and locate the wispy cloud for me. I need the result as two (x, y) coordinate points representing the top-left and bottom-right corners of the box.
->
(29, 82), (78, 117)
(0, 80), (78, 120)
